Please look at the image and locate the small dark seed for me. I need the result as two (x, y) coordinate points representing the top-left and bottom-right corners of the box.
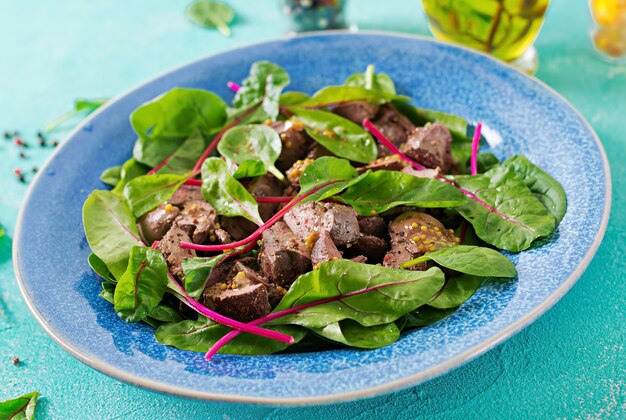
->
(31, 166), (38, 173)
(3, 131), (10, 139)
(12, 356), (20, 365)
(19, 152), (27, 158)
(18, 174), (25, 183)
(37, 131), (44, 138)
(38, 138), (46, 146)
(52, 139), (59, 147)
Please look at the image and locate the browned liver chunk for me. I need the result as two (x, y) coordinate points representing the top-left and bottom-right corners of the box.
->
(400, 123), (453, 174)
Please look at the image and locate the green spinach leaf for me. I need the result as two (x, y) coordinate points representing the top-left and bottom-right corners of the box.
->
(83, 190), (142, 280)
(289, 108), (378, 163)
(201, 157), (263, 225)
(344, 64), (396, 94)
(279, 91), (310, 106)
(502, 155), (567, 224)
(131, 88), (227, 166)
(428, 274), (484, 309)
(0, 391), (39, 420)
(232, 61), (290, 121)
(270, 261), (445, 328)
(123, 172), (189, 217)
(186, 1), (235, 37)
(232, 159), (266, 179)
(100, 166), (122, 187)
(100, 281), (116, 304)
(296, 86), (408, 108)
(312, 319), (400, 349)
(182, 255), (226, 299)
(88, 252), (116, 283)
(402, 245), (516, 277)
(298, 157), (365, 202)
(400, 306), (456, 328)
(112, 157), (151, 194)
(337, 170), (466, 215)
(114, 246), (168, 323)
(218, 124), (284, 180)
(154, 131), (206, 175)
(155, 318), (306, 354)
(451, 166), (556, 252)
(148, 303), (183, 323)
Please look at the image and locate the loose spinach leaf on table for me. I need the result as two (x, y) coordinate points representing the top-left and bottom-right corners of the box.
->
(218, 124), (284, 180)
(44, 98), (108, 133)
(0, 391), (40, 420)
(295, 86), (408, 108)
(337, 169), (466, 215)
(269, 261), (445, 329)
(155, 318), (307, 354)
(428, 274), (484, 309)
(123, 172), (190, 217)
(114, 245), (169, 323)
(182, 255), (226, 299)
(312, 320), (400, 349)
(344, 64), (396, 94)
(100, 166), (122, 187)
(83, 190), (142, 280)
(502, 155), (567, 224)
(131, 88), (227, 166)
(402, 245), (516, 278)
(289, 109), (378, 163)
(201, 157), (263, 225)
(186, 1), (235, 37)
(232, 61), (290, 122)
(450, 166), (557, 252)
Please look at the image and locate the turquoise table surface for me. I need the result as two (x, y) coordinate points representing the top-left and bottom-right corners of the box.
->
(1, 0), (624, 418)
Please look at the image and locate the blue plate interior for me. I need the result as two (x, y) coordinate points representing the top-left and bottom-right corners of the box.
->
(13, 33), (610, 404)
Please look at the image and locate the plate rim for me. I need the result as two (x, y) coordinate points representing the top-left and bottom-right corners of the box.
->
(12, 31), (612, 405)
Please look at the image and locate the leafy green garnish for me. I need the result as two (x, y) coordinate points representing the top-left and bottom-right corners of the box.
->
(312, 320), (400, 349)
(83, 190), (142, 280)
(45, 98), (107, 132)
(344, 64), (396, 94)
(153, 131), (206, 175)
(401, 245), (517, 277)
(452, 166), (556, 252)
(111, 157), (151, 194)
(0, 391), (40, 420)
(232, 159), (266, 179)
(401, 306), (456, 328)
(337, 169), (466, 215)
(290, 108), (378, 163)
(295, 86), (409, 108)
(131, 88), (227, 166)
(502, 155), (567, 224)
(186, 1), (235, 37)
(182, 255), (226, 299)
(298, 156), (361, 200)
(428, 274), (484, 309)
(100, 166), (122, 187)
(123, 172), (189, 217)
(200, 157), (263, 225)
(218, 124), (284, 180)
(232, 61), (290, 122)
(88, 252), (116, 283)
(114, 246), (169, 323)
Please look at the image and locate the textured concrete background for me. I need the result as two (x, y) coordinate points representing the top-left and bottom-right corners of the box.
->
(0, 0), (625, 418)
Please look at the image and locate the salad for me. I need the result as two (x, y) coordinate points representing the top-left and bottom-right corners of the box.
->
(83, 62), (566, 360)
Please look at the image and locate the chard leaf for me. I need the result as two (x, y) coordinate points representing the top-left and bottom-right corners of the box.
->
(279, 91), (310, 106)
(182, 255), (226, 299)
(232, 159), (266, 179)
(186, 1), (235, 37)
(201, 157), (263, 225)
(148, 304), (183, 323)
(155, 318), (306, 354)
(131, 88), (227, 166)
(296, 86), (409, 108)
(270, 260), (445, 328)
(402, 245), (516, 277)
(100, 166), (122, 187)
(83, 190), (142, 280)
(337, 170), (466, 215)
(0, 391), (40, 420)
(502, 155), (567, 224)
(428, 274), (483, 309)
(400, 306), (456, 328)
(233, 61), (290, 121)
(344, 65), (396, 94)
(114, 246), (168, 323)
(451, 166), (556, 252)
(123, 172), (189, 217)
(112, 157), (150, 194)
(218, 124), (284, 180)
(298, 157), (364, 201)
(88, 252), (116, 283)
(100, 281), (116, 304)
(155, 131), (206, 175)
(290, 109), (378, 163)
(312, 320), (400, 349)
(477, 152), (500, 173)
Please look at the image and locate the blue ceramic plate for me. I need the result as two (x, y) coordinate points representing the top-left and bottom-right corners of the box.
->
(14, 33), (610, 404)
